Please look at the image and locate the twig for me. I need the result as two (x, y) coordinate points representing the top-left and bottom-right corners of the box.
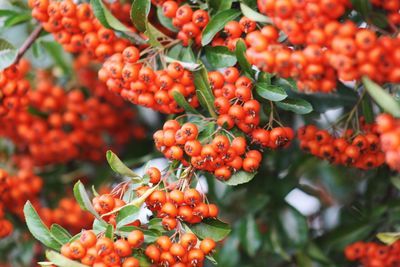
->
(14, 25), (43, 64)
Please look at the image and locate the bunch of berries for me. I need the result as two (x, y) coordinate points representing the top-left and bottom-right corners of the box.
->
(251, 127), (294, 149)
(0, 60), (31, 116)
(345, 240), (400, 266)
(99, 48), (199, 114)
(162, 2), (209, 46)
(60, 230), (145, 266)
(376, 113), (400, 172)
(154, 120), (263, 179)
(212, 17), (257, 51)
(29, 0), (131, 61)
(298, 122), (385, 170)
(138, 186), (219, 229)
(145, 234), (216, 266)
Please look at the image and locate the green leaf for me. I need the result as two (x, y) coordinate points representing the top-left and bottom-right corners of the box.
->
(23, 201), (61, 251)
(0, 39), (17, 71)
(148, 218), (164, 232)
(224, 171), (257, 186)
(50, 224), (71, 245)
(235, 39), (255, 76)
(208, 0), (233, 13)
(41, 41), (72, 75)
(258, 72), (273, 84)
(361, 94), (374, 123)
(278, 204), (308, 247)
(91, 0), (130, 32)
(377, 232), (400, 245)
(363, 76), (400, 117)
(4, 12), (31, 27)
(0, 9), (19, 17)
(105, 224), (114, 239)
(194, 65), (217, 117)
(256, 83), (288, 102)
(116, 205), (140, 228)
(156, 7), (178, 32)
(239, 215), (262, 256)
(187, 219), (231, 241)
(240, 3), (271, 23)
(351, 0), (371, 17)
(205, 46), (237, 69)
(119, 226), (161, 243)
(46, 250), (89, 267)
(106, 150), (142, 180)
(172, 91), (201, 115)
(305, 242), (334, 265)
(130, 0), (151, 32)
(144, 22), (165, 47)
(276, 97), (313, 114)
(201, 9), (241, 46)
(73, 181), (103, 221)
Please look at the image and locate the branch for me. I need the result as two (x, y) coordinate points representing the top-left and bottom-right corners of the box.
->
(14, 25), (43, 64)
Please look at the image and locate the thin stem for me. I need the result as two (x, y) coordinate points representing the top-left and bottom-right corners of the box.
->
(14, 25), (43, 64)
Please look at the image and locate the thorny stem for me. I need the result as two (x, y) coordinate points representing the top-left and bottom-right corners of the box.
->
(14, 25), (43, 64)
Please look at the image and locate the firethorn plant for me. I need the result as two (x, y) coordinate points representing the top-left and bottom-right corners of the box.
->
(0, 0), (399, 266)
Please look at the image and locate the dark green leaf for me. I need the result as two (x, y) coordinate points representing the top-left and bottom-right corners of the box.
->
(50, 224), (71, 245)
(224, 171), (257, 186)
(256, 83), (288, 102)
(363, 76), (400, 117)
(106, 150), (142, 180)
(23, 201), (61, 251)
(278, 204), (308, 247)
(45, 250), (89, 267)
(208, 0), (233, 13)
(201, 9), (241, 46)
(172, 91), (201, 114)
(73, 181), (103, 221)
(116, 205), (140, 228)
(351, 0), (371, 17)
(240, 3), (271, 23)
(0, 39), (17, 71)
(4, 12), (31, 27)
(187, 219), (231, 241)
(194, 65), (217, 117)
(0, 9), (19, 17)
(91, 0), (130, 32)
(130, 0), (151, 32)
(235, 39), (255, 76)
(361, 94), (374, 123)
(239, 215), (262, 256)
(205, 46), (237, 69)
(276, 97), (313, 114)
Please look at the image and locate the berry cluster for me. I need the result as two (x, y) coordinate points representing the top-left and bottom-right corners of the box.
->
(29, 0), (131, 61)
(0, 60), (31, 116)
(345, 240), (400, 266)
(140, 186), (219, 229)
(99, 48), (199, 114)
(162, 2), (209, 46)
(145, 234), (215, 266)
(376, 113), (400, 172)
(298, 123), (385, 170)
(61, 230), (145, 266)
(0, 68), (143, 167)
(154, 120), (263, 179)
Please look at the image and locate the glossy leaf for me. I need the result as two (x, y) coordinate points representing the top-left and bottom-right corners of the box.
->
(240, 3), (271, 23)
(91, 0), (130, 32)
(224, 171), (257, 186)
(116, 205), (140, 228)
(208, 0), (233, 13)
(130, 0), (151, 32)
(0, 38), (17, 71)
(187, 219), (231, 241)
(172, 91), (201, 115)
(276, 97), (313, 114)
(45, 250), (89, 267)
(201, 9), (241, 46)
(205, 46), (237, 69)
(256, 83), (288, 102)
(73, 181), (103, 221)
(106, 150), (141, 180)
(50, 224), (71, 245)
(235, 39), (255, 76)
(194, 65), (217, 117)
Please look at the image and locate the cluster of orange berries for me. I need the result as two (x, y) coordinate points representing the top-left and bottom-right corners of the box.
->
(298, 122), (385, 170)
(0, 68), (143, 167)
(154, 120), (263, 179)
(145, 234), (216, 266)
(140, 185), (219, 229)
(29, 0), (131, 61)
(100, 47), (199, 114)
(41, 197), (93, 234)
(162, 2), (209, 46)
(376, 113), (400, 172)
(345, 240), (400, 267)
(0, 60), (31, 116)
(61, 229), (145, 266)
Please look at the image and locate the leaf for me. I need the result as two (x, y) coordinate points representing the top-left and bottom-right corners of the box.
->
(130, 0), (151, 32)
(116, 205), (140, 228)
(278, 204), (308, 247)
(0, 39), (17, 71)
(91, 0), (130, 32)
(119, 226), (161, 243)
(224, 171), (257, 186)
(240, 3), (272, 23)
(351, 0), (371, 17)
(201, 9), (241, 46)
(194, 65), (217, 117)
(41, 41), (72, 75)
(256, 83), (288, 102)
(172, 91), (201, 114)
(239, 215), (262, 256)
(106, 150), (142, 180)
(165, 56), (200, 71)
(105, 224), (114, 239)
(45, 250), (89, 267)
(4, 12), (31, 27)
(305, 242), (334, 265)
(363, 76), (400, 117)
(23, 201), (61, 251)
(377, 232), (400, 245)
(361, 94), (374, 123)
(235, 39), (255, 76)
(144, 22), (166, 47)
(187, 219), (231, 241)
(156, 7), (178, 32)
(276, 97), (313, 114)
(208, 0), (233, 13)
(73, 181), (103, 221)
(50, 224), (71, 245)
(204, 46), (237, 69)
(0, 9), (19, 17)
(148, 218), (164, 232)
